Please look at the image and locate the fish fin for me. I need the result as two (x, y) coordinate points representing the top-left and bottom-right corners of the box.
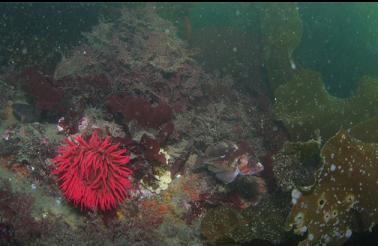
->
(215, 170), (239, 184)
(207, 164), (233, 174)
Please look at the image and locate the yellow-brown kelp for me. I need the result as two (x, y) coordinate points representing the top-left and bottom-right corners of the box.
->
(274, 69), (378, 141)
(274, 69), (345, 141)
(349, 115), (378, 143)
(286, 129), (378, 245)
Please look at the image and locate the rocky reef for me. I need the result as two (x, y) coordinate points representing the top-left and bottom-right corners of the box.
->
(0, 5), (281, 245)
(201, 192), (291, 245)
(3, 3), (378, 245)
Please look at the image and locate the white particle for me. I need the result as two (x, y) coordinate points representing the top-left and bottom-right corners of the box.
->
(324, 234), (331, 243)
(290, 59), (296, 69)
(330, 164), (336, 172)
(56, 198), (62, 206)
(345, 229), (352, 238)
(299, 226), (308, 234)
(31, 184), (37, 191)
(292, 188), (302, 200)
(232, 47), (238, 52)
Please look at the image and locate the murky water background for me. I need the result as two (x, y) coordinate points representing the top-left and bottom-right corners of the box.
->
(1, 3), (378, 245)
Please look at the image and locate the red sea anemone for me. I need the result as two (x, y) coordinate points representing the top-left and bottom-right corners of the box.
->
(51, 130), (132, 211)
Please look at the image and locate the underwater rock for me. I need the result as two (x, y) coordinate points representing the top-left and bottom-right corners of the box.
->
(53, 46), (103, 80)
(287, 129), (378, 245)
(140, 133), (167, 165)
(54, 7), (192, 80)
(0, 5), (282, 245)
(0, 138), (19, 156)
(157, 121), (175, 145)
(235, 193), (291, 244)
(0, 80), (16, 110)
(0, 178), (40, 244)
(231, 175), (267, 206)
(20, 68), (64, 112)
(0, 102), (18, 128)
(76, 107), (127, 139)
(0, 167), (82, 240)
(201, 205), (243, 245)
(16, 69), (113, 125)
(12, 103), (40, 123)
(157, 214), (202, 246)
(349, 115), (378, 143)
(170, 140), (193, 179)
(272, 138), (321, 191)
(201, 193), (291, 245)
(107, 95), (173, 130)
(12, 123), (58, 163)
(0, 222), (15, 245)
(51, 6), (207, 134)
(274, 69), (378, 141)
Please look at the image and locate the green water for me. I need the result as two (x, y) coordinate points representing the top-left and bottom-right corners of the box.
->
(2, 3), (378, 245)
(156, 3), (378, 97)
(296, 3), (378, 97)
(2, 3), (378, 97)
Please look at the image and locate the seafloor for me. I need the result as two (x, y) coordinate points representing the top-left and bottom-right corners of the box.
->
(1, 3), (378, 246)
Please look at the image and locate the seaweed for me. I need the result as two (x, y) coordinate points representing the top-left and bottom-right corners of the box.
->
(287, 130), (378, 245)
